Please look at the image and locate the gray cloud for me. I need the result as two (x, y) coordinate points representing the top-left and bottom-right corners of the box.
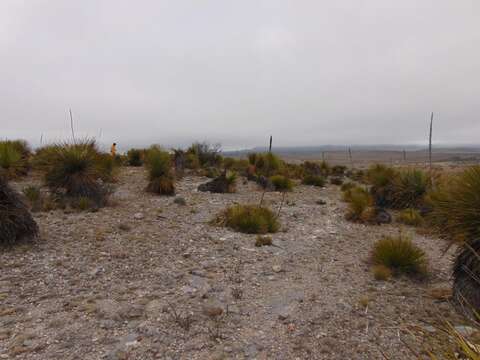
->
(1, 0), (479, 151)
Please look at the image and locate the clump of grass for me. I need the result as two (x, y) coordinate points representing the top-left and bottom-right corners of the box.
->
(371, 234), (427, 278)
(187, 142), (222, 169)
(0, 141), (27, 179)
(397, 208), (424, 226)
(269, 175), (293, 192)
(249, 152), (283, 177)
(1, 177), (39, 245)
(41, 140), (111, 207)
(216, 205), (280, 234)
(344, 187), (372, 221)
(302, 175), (325, 187)
(22, 186), (43, 212)
(255, 235), (273, 247)
(145, 146), (175, 195)
(127, 148), (144, 166)
(372, 265), (392, 281)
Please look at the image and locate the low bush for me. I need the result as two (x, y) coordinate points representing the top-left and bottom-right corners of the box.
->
(269, 175), (293, 192)
(302, 175), (325, 187)
(1, 177), (39, 245)
(145, 146), (175, 195)
(371, 234), (427, 278)
(366, 164), (397, 207)
(198, 171), (237, 193)
(255, 235), (273, 247)
(331, 165), (347, 176)
(340, 182), (355, 192)
(397, 208), (423, 226)
(127, 148), (144, 166)
(216, 204), (280, 234)
(187, 142), (222, 168)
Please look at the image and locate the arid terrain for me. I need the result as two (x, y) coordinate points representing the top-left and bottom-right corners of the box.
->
(0, 166), (464, 360)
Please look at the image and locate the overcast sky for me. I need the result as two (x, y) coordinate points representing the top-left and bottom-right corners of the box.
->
(1, 1), (479, 150)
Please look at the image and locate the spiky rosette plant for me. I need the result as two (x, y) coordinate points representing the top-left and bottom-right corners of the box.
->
(392, 168), (429, 209)
(145, 146), (175, 195)
(42, 140), (110, 207)
(429, 166), (480, 315)
(0, 177), (38, 245)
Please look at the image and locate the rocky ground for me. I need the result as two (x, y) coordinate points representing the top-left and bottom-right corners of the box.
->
(1, 168), (463, 359)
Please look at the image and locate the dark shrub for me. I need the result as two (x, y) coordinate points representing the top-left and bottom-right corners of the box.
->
(0, 177), (39, 245)
(198, 171), (237, 193)
(127, 148), (144, 166)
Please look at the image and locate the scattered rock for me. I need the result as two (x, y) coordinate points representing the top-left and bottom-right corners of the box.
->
(133, 213), (144, 220)
(272, 265), (282, 273)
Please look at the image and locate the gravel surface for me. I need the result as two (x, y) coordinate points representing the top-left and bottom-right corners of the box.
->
(1, 168), (460, 359)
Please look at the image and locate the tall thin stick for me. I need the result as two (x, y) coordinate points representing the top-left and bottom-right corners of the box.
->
(428, 112), (433, 172)
(276, 192), (287, 219)
(348, 147), (353, 168)
(69, 108), (76, 144)
(259, 136), (272, 207)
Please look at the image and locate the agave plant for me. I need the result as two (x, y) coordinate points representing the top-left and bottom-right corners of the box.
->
(392, 168), (429, 209)
(0, 177), (38, 245)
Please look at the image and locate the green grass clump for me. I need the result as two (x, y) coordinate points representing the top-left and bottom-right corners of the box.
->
(366, 164), (397, 207)
(371, 234), (427, 277)
(1, 177), (39, 245)
(344, 187), (372, 221)
(41, 140), (111, 207)
(397, 208), (423, 226)
(302, 175), (325, 187)
(249, 152), (283, 177)
(127, 148), (144, 166)
(218, 205), (280, 234)
(340, 182), (355, 192)
(145, 146), (175, 195)
(269, 175), (293, 192)
(0, 141), (28, 179)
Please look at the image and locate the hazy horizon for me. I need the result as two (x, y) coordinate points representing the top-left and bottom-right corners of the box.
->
(2, 1), (479, 149)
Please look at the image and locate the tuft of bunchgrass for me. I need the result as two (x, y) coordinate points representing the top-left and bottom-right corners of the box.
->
(0, 141), (27, 179)
(397, 208), (424, 226)
(344, 186), (372, 221)
(269, 175), (293, 192)
(371, 234), (427, 278)
(145, 146), (175, 196)
(302, 175), (325, 187)
(0, 177), (39, 245)
(255, 235), (273, 247)
(216, 205), (280, 234)
(372, 265), (392, 281)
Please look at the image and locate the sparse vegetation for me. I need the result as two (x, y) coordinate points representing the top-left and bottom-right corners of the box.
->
(344, 186), (372, 221)
(216, 204), (280, 234)
(371, 234), (427, 278)
(0, 177), (39, 245)
(198, 171), (237, 193)
(330, 177), (343, 186)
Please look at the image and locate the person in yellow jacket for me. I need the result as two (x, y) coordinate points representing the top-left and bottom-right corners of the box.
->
(110, 143), (117, 157)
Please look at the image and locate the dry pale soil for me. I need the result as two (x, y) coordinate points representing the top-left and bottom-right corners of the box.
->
(1, 168), (462, 359)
